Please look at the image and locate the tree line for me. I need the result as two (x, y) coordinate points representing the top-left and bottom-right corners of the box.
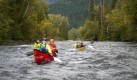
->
(0, 0), (69, 43)
(0, 0), (136, 43)
(68, 0), (137, 41)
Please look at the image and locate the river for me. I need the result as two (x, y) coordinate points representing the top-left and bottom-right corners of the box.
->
(0, 41), (137, 80)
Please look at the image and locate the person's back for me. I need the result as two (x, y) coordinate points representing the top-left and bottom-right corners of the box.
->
(39, 39), (48, 53)
(74, 42), (80, 48)
(80, 42), (84, 47)
(48, 39), (58, 56)
(39, 43), (48, 53)
(34, 40), (40, 50)
(80, 41), (85, 47)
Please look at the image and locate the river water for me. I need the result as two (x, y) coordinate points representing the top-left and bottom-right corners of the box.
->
(0, 41), (137, 80)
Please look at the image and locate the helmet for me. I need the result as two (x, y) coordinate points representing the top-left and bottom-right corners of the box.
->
(42, 38), (47, 41)
(50, 39), (54, 43)
(37, 40), (40, 43)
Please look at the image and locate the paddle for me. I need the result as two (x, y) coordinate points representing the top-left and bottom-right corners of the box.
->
(52, 52), (62, 63)
(26, 51), (33, 56)
(87, 45), (95, 50)
(53, 57), (62, 63)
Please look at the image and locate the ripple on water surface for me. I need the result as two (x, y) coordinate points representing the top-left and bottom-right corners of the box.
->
(0, 42), (137, 80)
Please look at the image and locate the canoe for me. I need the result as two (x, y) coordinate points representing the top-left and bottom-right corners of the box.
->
(77, 47), (86, 51)
(33, 49), (54, 63)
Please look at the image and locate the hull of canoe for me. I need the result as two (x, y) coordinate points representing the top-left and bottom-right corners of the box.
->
(33, 49), (54, 63)
(77, 47), (86, 51)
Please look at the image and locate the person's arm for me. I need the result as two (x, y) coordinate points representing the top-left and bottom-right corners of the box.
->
(46, 45), (52, 55)
(33, 43), (36, 49)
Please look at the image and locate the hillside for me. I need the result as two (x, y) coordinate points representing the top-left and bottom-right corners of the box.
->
(48, 0), (111, 28)
(48, 0), (89, 28)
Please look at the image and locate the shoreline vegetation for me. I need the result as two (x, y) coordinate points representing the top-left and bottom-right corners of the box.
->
(0, 39), (70, 45)
(0, 0), (137, 43)
(0, 40), (136, 45)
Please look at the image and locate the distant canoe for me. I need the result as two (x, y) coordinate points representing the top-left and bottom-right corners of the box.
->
(77, 47), (86, 51)
(33, 49), (54, 64)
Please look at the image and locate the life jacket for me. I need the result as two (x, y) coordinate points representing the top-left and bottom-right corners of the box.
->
(74, 43), (80, 48)
(48, 43), (58, 57)
(39, 44), (48, 53)
(34, 42), (40, 50)
(46, 44), (52, 54)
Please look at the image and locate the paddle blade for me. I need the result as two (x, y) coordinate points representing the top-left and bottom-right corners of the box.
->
(88, 45), (95, 50)
(54, 57), (62, 63)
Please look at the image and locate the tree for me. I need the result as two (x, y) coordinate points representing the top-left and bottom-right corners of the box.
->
(88, 0), (95, 21)
(0, 0), (14, 41)
(111, 0), (118, 10)
(105, 0), (137, 41)
(49, 14), (69, 40)
(0, 0), (51, 42)
(79, 20), (99, 40)
(68, 28), (80, 40)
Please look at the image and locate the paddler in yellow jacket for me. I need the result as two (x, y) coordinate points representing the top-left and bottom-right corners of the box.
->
(74, 42), (80, 48)
(46, 44), (52, 55)
(33, 40), (40, 50)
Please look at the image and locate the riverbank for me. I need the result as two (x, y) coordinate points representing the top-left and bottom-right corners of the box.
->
(0, 40), (136, 45)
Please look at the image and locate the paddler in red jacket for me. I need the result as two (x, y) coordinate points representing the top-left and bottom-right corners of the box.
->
(48, 39), (58, 57)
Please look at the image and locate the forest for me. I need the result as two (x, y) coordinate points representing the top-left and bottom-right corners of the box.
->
(0, 0), (69, 43)
(68, 0), (137, 41)
(48, 0), (111, 28)
(0, 0), (137, 43)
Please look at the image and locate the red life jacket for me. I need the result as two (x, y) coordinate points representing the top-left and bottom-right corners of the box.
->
(48, 43), (58, 56)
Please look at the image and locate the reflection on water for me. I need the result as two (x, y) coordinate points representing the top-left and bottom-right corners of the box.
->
(0, 41), (137, 80)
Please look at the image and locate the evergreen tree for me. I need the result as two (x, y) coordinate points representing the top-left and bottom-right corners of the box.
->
(111, 0), (118, 10)
(88, 0), (95, 21)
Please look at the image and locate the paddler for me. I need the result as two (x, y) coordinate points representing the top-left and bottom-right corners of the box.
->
(33, 40), (40, 50)
(74, 42), (80, 48)
(39, 38), (48, 53)
(47, 39), (58, 57)
(79, 41), (84, 47)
